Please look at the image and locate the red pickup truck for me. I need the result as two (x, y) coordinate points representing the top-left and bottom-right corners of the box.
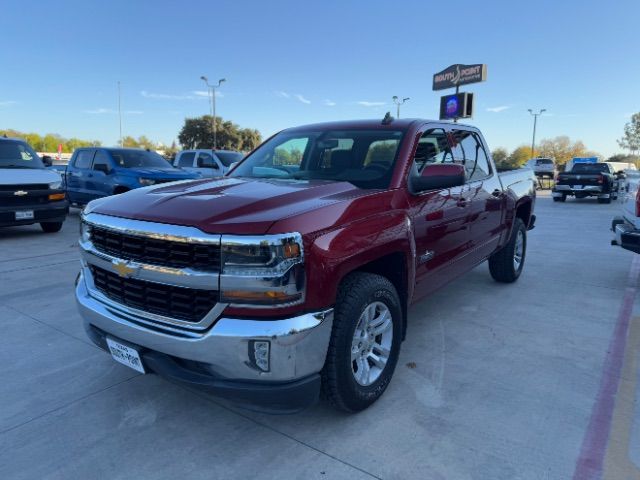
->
(76, 118), (536, 412)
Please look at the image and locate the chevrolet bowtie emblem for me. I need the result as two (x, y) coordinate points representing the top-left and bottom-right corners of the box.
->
(113, 260), (136, 278)
(13, 190), (28, 196)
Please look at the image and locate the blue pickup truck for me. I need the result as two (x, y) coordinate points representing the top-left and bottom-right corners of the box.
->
(64, 147), (200, 206)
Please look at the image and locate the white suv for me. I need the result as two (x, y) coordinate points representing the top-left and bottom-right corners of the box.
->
(526, 157), (556, 178)
(174, 149), (244, 177)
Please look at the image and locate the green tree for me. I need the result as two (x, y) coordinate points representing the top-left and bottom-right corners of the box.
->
(507, 145), (533, 168)
(618, 113), (640, 156)
(536, 136), (588, 167)
(491, 147), (509, 168)
(178, 115), (262, 151)
(121, 136), (140, 148)
(137, 135), (156, 150)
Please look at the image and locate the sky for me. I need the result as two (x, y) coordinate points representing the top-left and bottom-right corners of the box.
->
(0, 0), (638, 157)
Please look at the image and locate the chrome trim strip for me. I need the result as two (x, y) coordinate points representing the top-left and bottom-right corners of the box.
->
(81, 263), (227, 332)
(80, 240), (219, 290)
(82, 212), (221, 245)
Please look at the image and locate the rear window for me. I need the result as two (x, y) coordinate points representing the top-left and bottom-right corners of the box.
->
(178, 151), (195, 167)
(535, 159), (553, 166)
(572, 163), (607, 172)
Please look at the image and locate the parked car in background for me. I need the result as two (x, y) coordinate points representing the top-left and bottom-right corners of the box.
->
(0, 137), (68, 232)
(525, 157), (556, 178)
(612, 171), (640, 253)
(65, 147), (201, 207)
(76, 118), (536, 413)
(553, 162), (619, 203)
(174, 149), (244, 177)
(606, 161), (637, 175)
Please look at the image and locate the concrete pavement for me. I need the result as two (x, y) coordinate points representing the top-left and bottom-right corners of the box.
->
(1, 193), (639, 479)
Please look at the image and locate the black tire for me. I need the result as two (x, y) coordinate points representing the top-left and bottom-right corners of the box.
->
(321, 272), (403, 412)
(598, 197), (611, 204)
(40, 222), (63, 233)
(489, 218), (526, 283)
(553, 194), (566, 202)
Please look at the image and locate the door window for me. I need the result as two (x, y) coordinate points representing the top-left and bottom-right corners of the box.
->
(450, 130), (491, 181)
(412, 128), (453, 172)
(178, 151), (196, 167)
(74, 150), (94, 169)
(92, 150), (111, 171)
(198, 152), (217, 168)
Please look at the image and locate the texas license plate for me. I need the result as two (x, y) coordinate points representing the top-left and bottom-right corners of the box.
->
(106, 337), (145, 373)
(572, 185), (582, 190)
(15, 210), (34, 220)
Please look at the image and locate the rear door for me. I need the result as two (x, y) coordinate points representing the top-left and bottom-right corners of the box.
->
(408, 127), (472, 301)
(450, 128), (505, 262)
(67, 149), (95, 204)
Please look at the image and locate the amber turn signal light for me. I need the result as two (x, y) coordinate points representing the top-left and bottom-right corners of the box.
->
(48, 193), (66, 201)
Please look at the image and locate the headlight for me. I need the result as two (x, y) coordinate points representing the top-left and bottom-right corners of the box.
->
(48, 180), (62, 190)
(139, 178), (156, 186)
(220, 233), (305, 307)
(80, 221), (91, 243)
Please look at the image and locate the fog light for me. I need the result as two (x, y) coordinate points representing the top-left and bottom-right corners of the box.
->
(80, 221), (91, 243)
(249, 340), (270, 372)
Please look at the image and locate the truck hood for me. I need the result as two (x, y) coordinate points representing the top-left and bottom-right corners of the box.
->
(91, 177), (375, 234)
(0, 168), (62, 185)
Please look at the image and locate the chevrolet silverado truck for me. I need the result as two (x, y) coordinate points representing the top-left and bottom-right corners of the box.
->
(75, 118), (536, 413)
(553, 162), (619, 203)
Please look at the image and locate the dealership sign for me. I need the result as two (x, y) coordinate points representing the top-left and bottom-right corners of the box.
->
(432, 64), (487, 91)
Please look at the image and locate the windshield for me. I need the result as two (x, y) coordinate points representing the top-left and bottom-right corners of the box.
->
(572, 163), (607, 172)
(216, 151), (244, 167)
(110, 149), (172, 168)
(229, 129), (404, 189)
(0, 140), (45, 169)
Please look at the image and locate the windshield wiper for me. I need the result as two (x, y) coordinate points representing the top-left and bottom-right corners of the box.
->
(0, 164), (32, 169)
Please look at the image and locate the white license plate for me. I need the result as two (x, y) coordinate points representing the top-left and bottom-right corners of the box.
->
(573, 185), (582, 190)
(15, 210), (34, 220)
(106, 337), (145, 373)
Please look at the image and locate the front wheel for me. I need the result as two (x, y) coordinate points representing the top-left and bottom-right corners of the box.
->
(322, 272), (402, 412)
(40, 222), (63, 233)
(489, 218), (526, 283)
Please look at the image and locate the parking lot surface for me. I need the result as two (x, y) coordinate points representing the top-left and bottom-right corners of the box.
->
(1, 192), (639, 480)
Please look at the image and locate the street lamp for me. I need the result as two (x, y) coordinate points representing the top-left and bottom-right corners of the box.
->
(392, 96), (410, 118)
(200, 76), (226, 149)
(528, 108), (546, 158)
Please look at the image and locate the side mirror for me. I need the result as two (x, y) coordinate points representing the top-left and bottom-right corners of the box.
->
(410, 163), (465, 193)
(42, 155), (53, 166)
(94, 163), (111, 174)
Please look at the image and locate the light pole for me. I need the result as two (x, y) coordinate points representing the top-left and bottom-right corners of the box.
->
(528, 108), (546, 158)
(392, 96), (410, 118)
(200, 76), (226, 149)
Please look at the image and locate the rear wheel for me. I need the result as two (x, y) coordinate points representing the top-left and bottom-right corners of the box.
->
(598, 197), (612, 204)
(40, 222), (63, 233)
(321, 272), (402, 412)
(553, 194), (566, 202)
(489, 218), (526, 283)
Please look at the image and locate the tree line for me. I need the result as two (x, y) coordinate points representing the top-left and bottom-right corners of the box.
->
(0, 129), (102, 153)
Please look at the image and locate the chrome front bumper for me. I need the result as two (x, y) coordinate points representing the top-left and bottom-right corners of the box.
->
(76, 271), (333, 382)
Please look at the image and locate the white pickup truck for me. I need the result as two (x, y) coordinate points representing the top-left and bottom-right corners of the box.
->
(612, 171), (640, 253)
(173, 149), (244, 177)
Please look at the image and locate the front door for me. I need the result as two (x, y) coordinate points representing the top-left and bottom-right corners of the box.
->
(408, 127), (472, 301)
(67, 149), (95, 205)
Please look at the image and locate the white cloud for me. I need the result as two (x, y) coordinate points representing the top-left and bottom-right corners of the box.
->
(486, 105), (510, 113)
(357, 101), (385, 107)
(0, 100), (17, 107)
(275, 90), (290, 98)
(192, 90), (223, 98)
(140, 90), (208, 100)
(85, 108), (142, 115)
(324, 99), (336, 106)
(294, 94), (311, 104)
